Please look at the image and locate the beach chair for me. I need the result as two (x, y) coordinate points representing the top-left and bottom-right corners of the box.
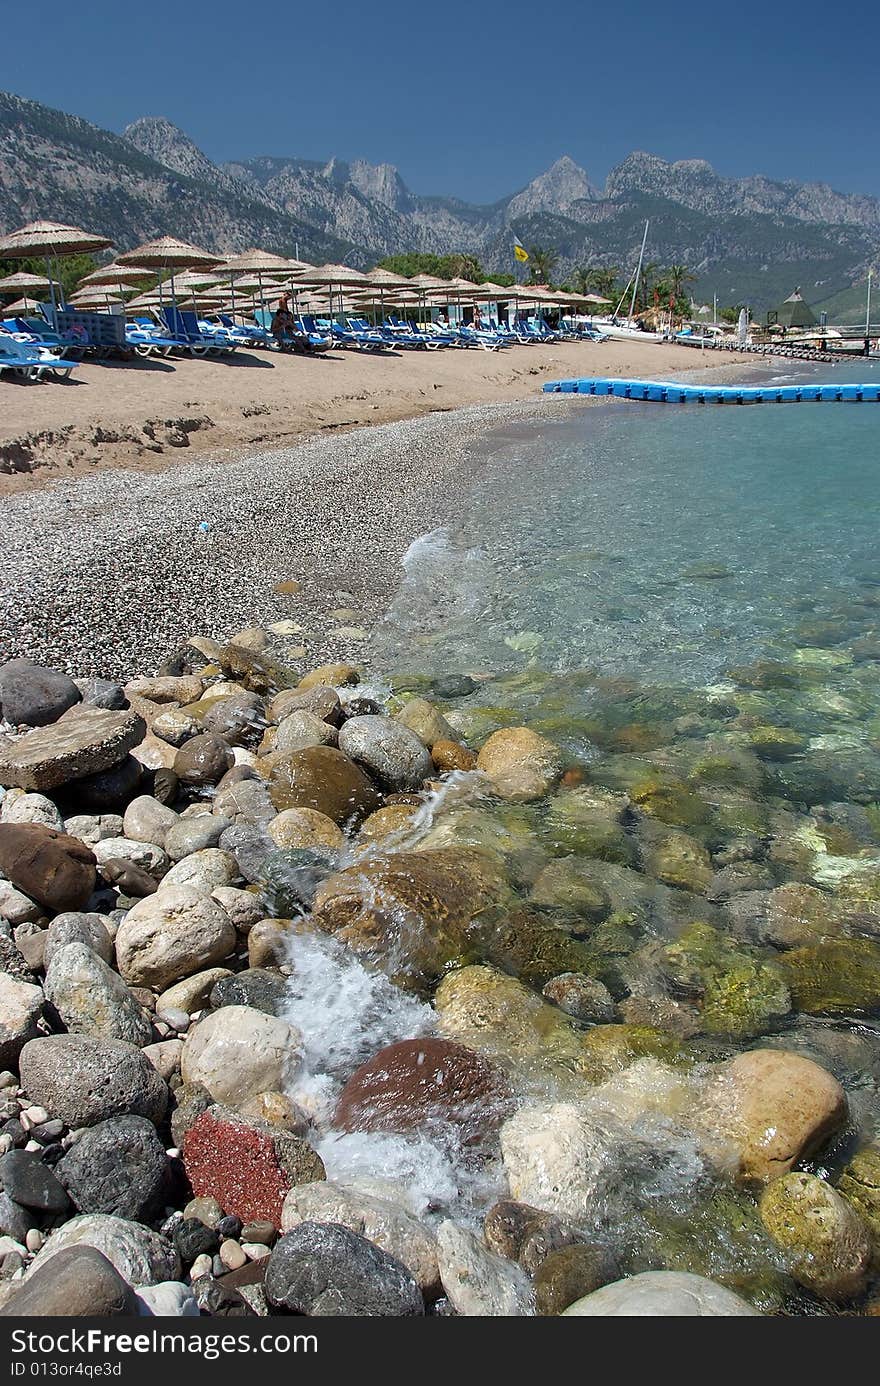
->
(0, 332), (77, 381)
(215, 313), (273, 348)
(158, 306), (233, 356)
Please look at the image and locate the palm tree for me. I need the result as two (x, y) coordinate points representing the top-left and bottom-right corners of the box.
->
(527, 246), (559, 286)
(667, 263), (697, 302)
(573, 265), (621, 301)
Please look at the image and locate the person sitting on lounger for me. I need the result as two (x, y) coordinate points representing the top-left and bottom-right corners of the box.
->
(271, 295), (297, 342)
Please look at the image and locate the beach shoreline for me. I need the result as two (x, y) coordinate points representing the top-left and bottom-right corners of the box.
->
(0, 339), (757, 498)
(0, 347), (769, 682)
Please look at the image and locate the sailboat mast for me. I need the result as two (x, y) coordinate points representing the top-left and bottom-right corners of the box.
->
(628, 219), (649, 322)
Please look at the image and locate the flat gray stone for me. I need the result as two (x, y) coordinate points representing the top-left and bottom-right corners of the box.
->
(0, 708), (146, 792)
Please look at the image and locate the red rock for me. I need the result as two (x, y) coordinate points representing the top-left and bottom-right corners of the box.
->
(333, 1037), (514, 1150)
(182, 1105), (324, 1226)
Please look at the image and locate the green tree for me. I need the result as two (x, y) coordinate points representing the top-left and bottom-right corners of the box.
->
(0, 252), (97, 301)
(572, 265), (621, 302)
(667, 263), (697, 301)
(720, 303), (745, 324)
(377, 252), (487, 282)
(527, 246), (558, 286)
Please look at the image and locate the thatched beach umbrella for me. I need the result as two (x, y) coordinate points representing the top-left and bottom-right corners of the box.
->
(292, 263), (370, 322)
(79, 263), (153, 288)
(0, 219), (113, 325)
(2, 296), (42, 315)
(116, 237), (220, 316)
(0, 269), (59, 296)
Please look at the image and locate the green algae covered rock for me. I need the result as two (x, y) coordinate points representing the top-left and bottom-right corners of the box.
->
(747, 725), (809, 761)
(543, 787), (636, 865)
(416, 805), (548, 888)
(662, 922), (791, 1040)
(759, 1171), (871, 1302)
(778, 938), (880, 1015)
(480, 909), (602, 991)
(433, 965), (594, 1084)
(641, 827), (713, 894)
(629, 775), (712, 830)
(837, 1146), (880, 1259)
(641, 1186), (793, 1314)
(528, 857), (610, 920)
(580, 1023), (687, 1080)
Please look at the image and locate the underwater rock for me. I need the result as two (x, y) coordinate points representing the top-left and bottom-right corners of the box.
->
(639, 824), (713, 894)
(476, 727), (563, 803)
(837, 1146), (880, 1258)
(759, 1172), (871, 1301)
(267, 807), (345, 852)
(416, 805), (548, 888)
(528, 858), (610, 921)
(333, 1037), (513, 1151)
(267, 746), (381, 826)
(543, 787), (636, 866)
(696, 1048), (847, 1182)
(542, 974), (617, 1023)
(659, 922), (791, 1041)
(434, 965), (594, 1083)
(777, 938), (880, 1015)
(310, 848), (511, 989)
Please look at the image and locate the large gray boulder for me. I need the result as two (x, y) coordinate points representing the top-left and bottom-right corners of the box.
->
(18, 1034), (168, 1128)
(337, 715), (433, 791)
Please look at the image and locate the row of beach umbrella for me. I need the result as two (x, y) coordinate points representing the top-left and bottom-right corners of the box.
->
(0, 220), (611, 329)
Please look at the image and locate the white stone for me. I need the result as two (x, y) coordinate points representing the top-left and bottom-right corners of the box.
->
(436, 1221), (534, 1316)
(181, 1005), (300, 1105)
(44, 943), (152, 1046)
(0, 881), (42, 926)
(114, 886), (236, 989)
(1, 791), (63, 831)
(135, 1281), (200, 1316)
(211, 887), (265, 935)
(563, 1271), (761, 1316)
(161, 849), (238, 893)
(92, 837), (170, 879)
(123, 796), (179, 849)
(0, 974), (44, 1067)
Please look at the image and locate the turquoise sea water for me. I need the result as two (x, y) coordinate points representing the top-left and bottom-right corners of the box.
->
(293, 363), (880, 1312)
(382, 360), (880, 689)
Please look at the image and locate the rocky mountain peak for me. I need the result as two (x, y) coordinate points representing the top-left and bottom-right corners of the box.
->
(122, 117), (218, 183)
(508, 156), (599, 218)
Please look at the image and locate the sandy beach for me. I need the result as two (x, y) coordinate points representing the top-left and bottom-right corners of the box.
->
(0, 338), (751, 496)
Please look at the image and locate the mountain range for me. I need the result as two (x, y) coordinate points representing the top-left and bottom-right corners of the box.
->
(1, 89), (878, 316)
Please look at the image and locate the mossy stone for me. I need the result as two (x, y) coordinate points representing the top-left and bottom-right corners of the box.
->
(642, 1187), (792, 1314)
(747, 725), (809, 761)
(759, 1171), (871, 1302)
(662, 922), (791, 1040)
(778, 938), (880, 1015)
(581, 1024), (686, 1080)
(837, 1147), (880, 1259)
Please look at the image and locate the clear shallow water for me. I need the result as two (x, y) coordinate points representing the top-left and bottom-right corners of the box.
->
(283, 362), (880, 1311)
(379, 360), (880, 687)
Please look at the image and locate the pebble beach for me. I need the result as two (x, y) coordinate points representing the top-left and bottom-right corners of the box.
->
(2, 349), (880, 1320)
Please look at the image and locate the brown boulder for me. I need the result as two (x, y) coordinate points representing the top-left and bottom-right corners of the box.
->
(173, 734), (234, 787)
(697, 1048), (847, 1182)
(334, 1037), (513, 1150)
(431, 740), (478, 773)
(476, 727), (563, 802)
(0, 824), (96, 913)
(267, 745), (380, 825)
(310, 847), (510, 987)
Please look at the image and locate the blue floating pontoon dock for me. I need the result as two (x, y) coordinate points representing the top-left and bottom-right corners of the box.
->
(542, 378), (880, 404)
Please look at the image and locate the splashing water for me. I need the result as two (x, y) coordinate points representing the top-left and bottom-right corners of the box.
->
(377, 527), (495, 646)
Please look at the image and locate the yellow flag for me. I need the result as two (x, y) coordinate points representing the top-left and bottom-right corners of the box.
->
(513, 238), (530, 263)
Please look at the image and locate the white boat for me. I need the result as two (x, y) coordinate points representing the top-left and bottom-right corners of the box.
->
(591, 219), (664, 342)
(593, 319), (664, 343)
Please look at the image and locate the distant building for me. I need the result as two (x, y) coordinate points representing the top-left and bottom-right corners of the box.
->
(769, 288), (818, 329)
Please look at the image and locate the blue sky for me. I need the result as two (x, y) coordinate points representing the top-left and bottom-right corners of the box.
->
(3, 0), (880, 203)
